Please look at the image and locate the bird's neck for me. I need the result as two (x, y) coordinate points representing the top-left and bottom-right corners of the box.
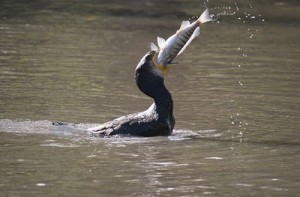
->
(153, 87), (173, 118)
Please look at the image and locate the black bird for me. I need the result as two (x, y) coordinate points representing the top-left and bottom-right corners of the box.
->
(88, 51), (175, 137)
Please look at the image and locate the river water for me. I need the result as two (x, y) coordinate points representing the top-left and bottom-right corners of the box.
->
(0, 0), (299, 196)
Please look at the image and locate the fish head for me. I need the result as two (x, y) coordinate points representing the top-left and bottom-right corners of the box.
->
(151, 51), (172, 75)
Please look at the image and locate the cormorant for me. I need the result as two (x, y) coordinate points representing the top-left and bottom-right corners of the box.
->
(87, 51), (175, 137)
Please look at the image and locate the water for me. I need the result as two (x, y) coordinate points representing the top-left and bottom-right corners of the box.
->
(0, 0), (300, 196)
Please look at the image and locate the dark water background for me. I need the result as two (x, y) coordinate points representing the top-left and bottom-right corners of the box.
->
(0, 0), (299, 196)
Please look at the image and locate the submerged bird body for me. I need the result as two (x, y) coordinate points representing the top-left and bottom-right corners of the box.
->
(87, 51), (175, 137)
(151, 8), (212, 68)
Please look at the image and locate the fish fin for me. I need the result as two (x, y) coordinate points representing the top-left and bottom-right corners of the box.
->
(157, 36), (166, 49)
(198, 8), (213, 24)
(150, 42), (159, 52)
(177, 27), (200, 56)
(179, 21), (190, 30)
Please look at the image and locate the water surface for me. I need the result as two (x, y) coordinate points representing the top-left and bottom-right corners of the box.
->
(0, 0), (299, 196)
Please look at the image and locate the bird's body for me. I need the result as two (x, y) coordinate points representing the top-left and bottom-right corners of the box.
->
(87, 51), (175, 137)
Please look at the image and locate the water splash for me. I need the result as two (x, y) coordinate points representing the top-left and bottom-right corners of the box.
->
(209, 1), (266, 142)
(0, 119), (219, 142)
(0, 119), (89, 136)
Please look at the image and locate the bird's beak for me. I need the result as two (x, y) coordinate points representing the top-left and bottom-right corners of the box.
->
(154, 63), (172, 75)
(151, 51), (172, 75)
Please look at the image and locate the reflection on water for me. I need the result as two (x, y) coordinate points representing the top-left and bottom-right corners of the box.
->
(0, 0), (300, 196)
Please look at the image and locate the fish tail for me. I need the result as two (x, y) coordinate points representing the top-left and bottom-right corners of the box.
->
(198, 8), (212, 24)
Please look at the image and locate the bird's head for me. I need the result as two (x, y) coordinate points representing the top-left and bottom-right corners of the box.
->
(135, 51), (169, 99)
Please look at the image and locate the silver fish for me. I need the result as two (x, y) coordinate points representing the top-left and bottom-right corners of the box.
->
(151, 8), (212, 72)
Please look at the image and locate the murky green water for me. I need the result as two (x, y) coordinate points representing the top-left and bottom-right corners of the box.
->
(0, 0), (299, 196)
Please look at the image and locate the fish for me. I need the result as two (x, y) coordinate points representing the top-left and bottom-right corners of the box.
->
(151, 8), (213, 71)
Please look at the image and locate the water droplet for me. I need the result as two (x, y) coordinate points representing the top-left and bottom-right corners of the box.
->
(205, 157), (223, 160)
(36, 183), (46, 187)
(234, 1), (240, 11)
